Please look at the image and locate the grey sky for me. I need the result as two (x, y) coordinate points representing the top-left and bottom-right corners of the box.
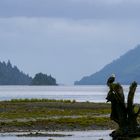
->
(0, 0), (140, 19)
(0, 0), (140, 84)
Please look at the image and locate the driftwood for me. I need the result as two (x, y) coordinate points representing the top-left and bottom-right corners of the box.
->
(106, 81), (140, 139)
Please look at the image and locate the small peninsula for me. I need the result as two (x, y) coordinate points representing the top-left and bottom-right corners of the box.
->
(0, 60), (57, 85)
(32, 73), (57, 85)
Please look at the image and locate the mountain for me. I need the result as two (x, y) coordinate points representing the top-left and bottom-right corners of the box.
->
(0, 60), (32, 85)
(75, 45), (140, 85)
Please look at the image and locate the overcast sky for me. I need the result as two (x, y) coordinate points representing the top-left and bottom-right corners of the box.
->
(0, 0), (140, 84)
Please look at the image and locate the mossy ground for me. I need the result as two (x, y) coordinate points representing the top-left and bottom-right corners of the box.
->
(0, 99), (116, 132)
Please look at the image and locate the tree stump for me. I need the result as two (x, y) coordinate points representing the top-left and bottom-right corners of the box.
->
(106, 81), (140, 139)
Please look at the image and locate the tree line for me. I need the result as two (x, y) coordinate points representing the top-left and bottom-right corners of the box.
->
(0, 60), (57, 85)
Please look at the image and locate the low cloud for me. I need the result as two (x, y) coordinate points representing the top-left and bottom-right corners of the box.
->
(0, 0), (140, 19)
(0, 17), (139, 84)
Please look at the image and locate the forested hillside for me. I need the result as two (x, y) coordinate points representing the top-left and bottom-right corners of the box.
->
(0, 61), (32, 85)
(75, 45), (140, 85)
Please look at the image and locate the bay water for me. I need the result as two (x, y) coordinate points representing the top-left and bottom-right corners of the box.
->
(0, 85), (140, 103)
(0, 130), (112, 140)
(0, 85), (139, 139)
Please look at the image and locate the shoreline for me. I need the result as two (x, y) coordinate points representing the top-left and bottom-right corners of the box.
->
(0, 130), (113, 138)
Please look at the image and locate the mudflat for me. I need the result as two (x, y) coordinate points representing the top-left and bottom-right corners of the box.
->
(0, 99), (117, 132)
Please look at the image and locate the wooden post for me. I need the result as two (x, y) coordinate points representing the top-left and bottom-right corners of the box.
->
(127, 82), (140, 130)
(107, 81), (140, 139)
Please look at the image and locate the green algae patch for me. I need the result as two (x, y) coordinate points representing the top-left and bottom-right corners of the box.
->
(0, 100), (110, 119)
(0, 99), (113, 132)
(0, 117), (113, 131)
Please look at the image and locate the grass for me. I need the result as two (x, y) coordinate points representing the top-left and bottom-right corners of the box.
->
(0, 108), (110, 119)
(0, 99), (111, 119)
(0, 117), (112, 130)
(0, 99), (113, 131)
(10, 98), (76, 103)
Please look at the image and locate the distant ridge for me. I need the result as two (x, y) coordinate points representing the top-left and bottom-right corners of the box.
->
(0, 60), (32, 85)
(75, 45), (140, 85)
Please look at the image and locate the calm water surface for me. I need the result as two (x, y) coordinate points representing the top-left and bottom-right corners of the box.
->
(0, 85), (139, 139)
(0, 130), (112, 140)
(0, 85), (139, 103)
